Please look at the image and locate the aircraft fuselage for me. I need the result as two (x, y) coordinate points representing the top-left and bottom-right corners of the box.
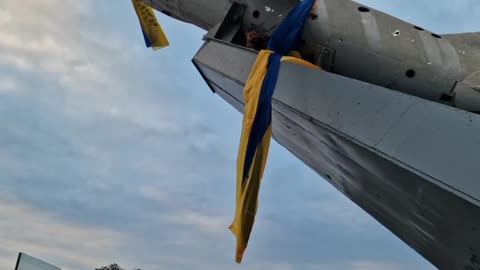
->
(141, 0), (480, 269)
(147, 0), (480, 112)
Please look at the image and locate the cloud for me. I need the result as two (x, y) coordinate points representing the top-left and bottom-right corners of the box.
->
(0, 1), (240, 269)
(241, 260), (426, 270)
(0, 0), (471, 269)
(0, 77), (16, 93)
(357, 0), (480, 33)
(164, 210), (231, 234)
(0, 199), (128, 270)
(351, 261), (406, 270)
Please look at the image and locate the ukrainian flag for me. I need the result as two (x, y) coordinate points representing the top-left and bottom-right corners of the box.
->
(230, 0), (318, 263)
(132, 0), (169, 50)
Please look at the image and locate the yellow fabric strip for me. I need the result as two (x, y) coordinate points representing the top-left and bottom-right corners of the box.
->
(230, 0), (321, 263)
(230, 50), (273, 263)
(132, 0), (169, 50)
(281, 56), (322, 70)
(230, 49), (322, 264)
(231, 125), (273, 263)
(234, 49), (273, 183)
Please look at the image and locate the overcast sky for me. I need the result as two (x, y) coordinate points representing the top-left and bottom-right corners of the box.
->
(0, 0), (478, 269)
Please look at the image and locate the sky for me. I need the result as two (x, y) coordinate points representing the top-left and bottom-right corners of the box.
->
(0, 0), (478, 269)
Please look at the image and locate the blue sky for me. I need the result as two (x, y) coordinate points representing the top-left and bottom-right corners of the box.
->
(0, 0), (478, 269)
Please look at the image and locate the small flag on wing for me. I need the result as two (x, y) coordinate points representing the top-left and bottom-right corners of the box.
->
(132, 0), (169, 50)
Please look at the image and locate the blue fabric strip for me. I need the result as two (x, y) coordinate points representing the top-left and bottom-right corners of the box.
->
(142, 28), (152, 48)
(268, 0), (316, 53)
(242, 0), (316, 180)
(242, 53), (282, 179)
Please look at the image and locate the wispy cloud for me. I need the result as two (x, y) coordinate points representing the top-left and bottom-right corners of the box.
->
(0, 199), (128, 270)
(0, 0), (473, 269)
(358, 0), (480, 33)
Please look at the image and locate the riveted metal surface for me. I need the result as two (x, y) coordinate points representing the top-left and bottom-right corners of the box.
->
(193, 39), (480, 270)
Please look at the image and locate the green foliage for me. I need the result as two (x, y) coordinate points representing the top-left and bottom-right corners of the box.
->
(95, 263), (140, 270)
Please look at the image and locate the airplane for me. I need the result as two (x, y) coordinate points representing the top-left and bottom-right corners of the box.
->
(135, 0), (480, 269)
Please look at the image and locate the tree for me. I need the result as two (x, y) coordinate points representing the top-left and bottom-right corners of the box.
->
(95, 263), (140, 270)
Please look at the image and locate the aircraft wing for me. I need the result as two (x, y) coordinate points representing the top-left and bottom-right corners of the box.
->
(192, 32), (480, 270)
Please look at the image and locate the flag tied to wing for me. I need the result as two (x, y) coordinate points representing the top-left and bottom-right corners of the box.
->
(132, 0), (169, 50)
(230, 0), (319, 263)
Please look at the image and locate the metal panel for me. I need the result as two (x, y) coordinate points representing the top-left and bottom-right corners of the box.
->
(375, 101), (480, 199)
(15, 253), (60, 270)
(192, 39), (480, 269)
(273, 64), (480, 270)
(273, 64), (416, 147)
(274, 62), (480, 203)
(271, 102), (480, 270)
(193, 39), (257, 84)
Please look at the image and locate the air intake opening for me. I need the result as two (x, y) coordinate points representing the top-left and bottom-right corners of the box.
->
(406, 69), (416, 78)
(358, 7), (370, 12)
(161, 10), (172, 17)
(440, 94), (454, 103)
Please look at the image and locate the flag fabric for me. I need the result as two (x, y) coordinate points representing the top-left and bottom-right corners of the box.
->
(229, 50), (275, 264)
(132, 0), (169, 50)
(230, 0), (318, 263)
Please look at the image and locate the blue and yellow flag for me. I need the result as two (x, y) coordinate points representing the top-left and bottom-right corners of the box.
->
(230, 0), (318, 263)
(132, 0), (169, 50)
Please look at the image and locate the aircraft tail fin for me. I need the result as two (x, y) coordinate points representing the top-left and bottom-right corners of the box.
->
(444, 32), (480, 49)
(444, 32), (480, 77)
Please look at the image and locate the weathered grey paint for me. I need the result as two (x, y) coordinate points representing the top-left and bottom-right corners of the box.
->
(15, 253), (61, 270)
(150, 0), (480, 112)
(145, 0), (480, 269)
(193, 38), (480, 270)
